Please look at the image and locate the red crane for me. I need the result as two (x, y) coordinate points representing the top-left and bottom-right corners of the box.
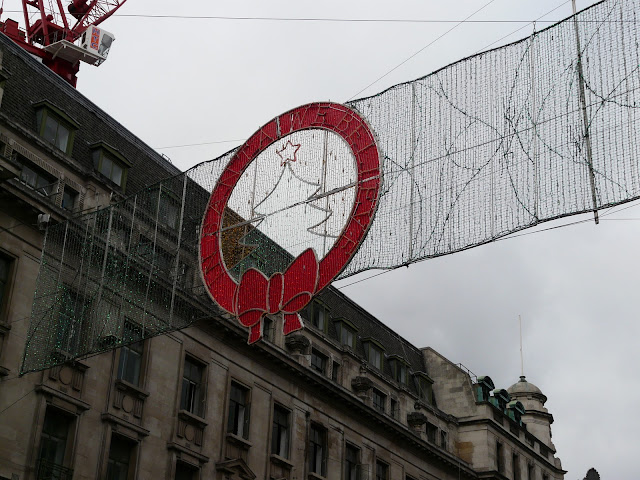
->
(1, 0), (127, 86)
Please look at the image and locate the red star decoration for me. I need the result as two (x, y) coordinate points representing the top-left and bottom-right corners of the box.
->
(276, 140), (301, 166)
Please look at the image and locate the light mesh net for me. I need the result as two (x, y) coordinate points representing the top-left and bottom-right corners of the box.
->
(22, 0), (640, 372)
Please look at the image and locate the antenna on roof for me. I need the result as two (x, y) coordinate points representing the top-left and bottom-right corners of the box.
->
(519, 315), (524, 377)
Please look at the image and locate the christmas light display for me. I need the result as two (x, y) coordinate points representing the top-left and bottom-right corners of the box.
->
(21, 0), (640, 373)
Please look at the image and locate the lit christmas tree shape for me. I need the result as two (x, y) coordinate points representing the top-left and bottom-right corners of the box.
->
(200, 102), (381, 344)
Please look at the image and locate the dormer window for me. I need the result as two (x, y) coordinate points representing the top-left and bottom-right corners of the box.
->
(362, 338), (385, 370)
(388, 356), (409, 385)
(475, 375), (495, 402)
(414, 372), (434, 405)
(334, 317), (357, 349)
(304, 301), (328, 333)
(144, 186), (180, 230)
(91, 142), (131, 190)
(490, 388), (511, 412)
(34, 101), (79, 155)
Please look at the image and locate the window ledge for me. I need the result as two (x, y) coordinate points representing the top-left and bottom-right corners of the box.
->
(226, 432), (252, 449)
(178, 409), (207, 427)
(49, 349), (90, 371)
(114, 379), (149, 399)
(270, 453), (294, 469)
(340, 344), (356, 353)
(167, 442), (210, 463)
(101, 412), (150, 438)
(308, 472), (326, 480)
(36, 384), (91, 412)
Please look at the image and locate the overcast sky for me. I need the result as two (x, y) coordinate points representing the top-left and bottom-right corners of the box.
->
(5, 0), (636, 478)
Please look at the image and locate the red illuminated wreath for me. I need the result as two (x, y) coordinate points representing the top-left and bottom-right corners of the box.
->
(200, 102), (380, 344)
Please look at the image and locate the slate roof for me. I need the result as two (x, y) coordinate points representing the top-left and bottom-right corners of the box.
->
(316, 285), (429, 394)
(0, 32), (181, 196)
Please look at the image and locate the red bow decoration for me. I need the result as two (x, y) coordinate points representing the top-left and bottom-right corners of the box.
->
(236, 249), (319, 344)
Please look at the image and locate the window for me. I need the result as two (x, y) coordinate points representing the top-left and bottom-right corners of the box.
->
(0, 255), (11, 315)
(145, 187), (181, 230)
(263, 317), (274, 342)
(415, 372), (434, 405)
(372, 389), (386, 413)
(135, 237), (153, 262)
(155, 247), (173, 275)
(91, 142), (131, 189)
(308, 424), (327, 476)
(304, 302), (328, 332)
(390, 398), (399, 419)
(389, 357), (408, 385)
(175, 460), (198, 480)
(159, 192), (180, 229)
(345, 444), (360, 480)
(271, 404), (290, 458)
(56, 289), (89, 355)
(334, 317), (357, 349)
(311, 349), (327, 374)
(426, 423), (437, 443)
(440, 430), (448, 449)
(227, 381), (250, 439)
(363, 339), (384, 370)
(496, 442), (504, 473)
(513, 453), (520, 480)
(106, 434), (136, 480)
(61, 186), (78, 211)
(539, 444), (549, 459)
(37, 408), (73, 479)
(331, 361), (340, 382)
(375, 460), (389, 480)
(117, 321), (144, 386)
(20, 160), (56, 196)
(180, 357), (205, 417)
(43, 116), (69, 151)
(35, 102), (78, 154)
(94, 150), (123, 186)
(340, 324), (354, 347)
(527, 463), (534, 480)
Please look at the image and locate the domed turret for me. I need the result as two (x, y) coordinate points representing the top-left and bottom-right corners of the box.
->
(508, 375), (547, 405)
(507, 376), (554, 447)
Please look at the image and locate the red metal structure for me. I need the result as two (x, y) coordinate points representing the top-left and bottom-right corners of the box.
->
(1, 0), (126, 86)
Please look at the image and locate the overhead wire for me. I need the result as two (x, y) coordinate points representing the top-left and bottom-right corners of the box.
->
(0, 387), (35, 416)
(347, 0), (500, 100)
(2, 7), (619, 24)
(94, 14), (616, 23)
(149, 1), (579, 151)
(473, 1), (572, 53)
(155, 139), (246, 150)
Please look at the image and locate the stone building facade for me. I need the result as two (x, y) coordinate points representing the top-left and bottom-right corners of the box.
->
(0, 29), (565, 480)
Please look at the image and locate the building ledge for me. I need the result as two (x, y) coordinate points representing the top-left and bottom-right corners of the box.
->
(226, 432), (253, 450)
(36, 384), (90, 412)
(101, 412), (149, 438)
(167, 442), (209, 464)
(270, 453), (294, 469)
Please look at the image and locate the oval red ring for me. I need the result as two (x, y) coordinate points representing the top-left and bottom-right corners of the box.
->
(199, 102), (381, 315)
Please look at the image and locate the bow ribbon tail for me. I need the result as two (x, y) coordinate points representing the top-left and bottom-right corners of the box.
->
(283, 313), (303, 335)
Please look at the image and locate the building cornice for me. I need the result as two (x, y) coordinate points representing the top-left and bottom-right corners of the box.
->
(195, 318), (478, 478)
(458, 416), (565, 474)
